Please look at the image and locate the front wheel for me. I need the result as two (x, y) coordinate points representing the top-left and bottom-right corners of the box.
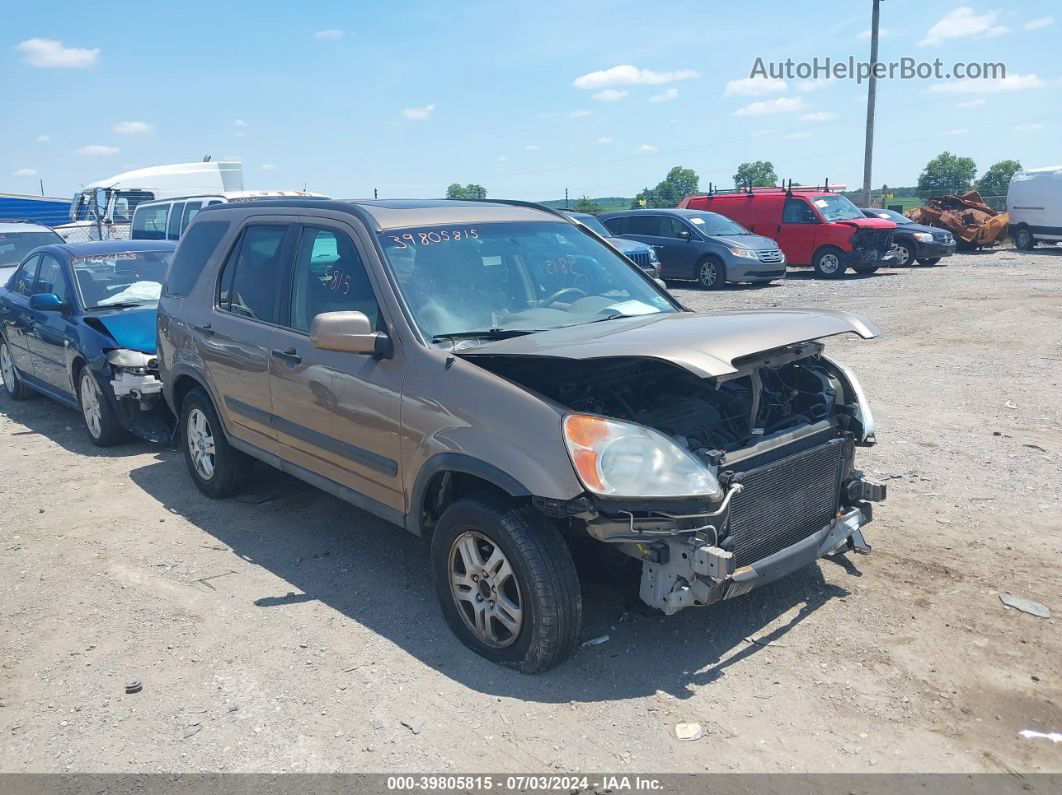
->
(916, 257), (942, 266)
(1013, 226), (1035, 250)
(893, 239), (916, 266)
(0, 340), (35, 400)
(78, 368), (128, 447)
(812, 247), (846, 279)
(431, 495), (581, 673)
(696, 257), (726, 289)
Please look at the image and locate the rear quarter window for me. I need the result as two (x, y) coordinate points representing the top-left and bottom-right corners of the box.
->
(163, 220), (231, 298)
(132, 204), (170, 240)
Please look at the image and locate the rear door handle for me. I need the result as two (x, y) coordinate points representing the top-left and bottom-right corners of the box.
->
(271, 347), (302, 365)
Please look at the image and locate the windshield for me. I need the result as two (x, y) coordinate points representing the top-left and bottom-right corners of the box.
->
(868, 208), (911, 224)
(812, 195), (864, 222)
(377, 221), (675, 341)
(567, 213), (611, 237)
(72, 189), (154, 223)
(0, 231), (63, 268)
(71, 250), (173, 309)
(686, 212), (750, 236)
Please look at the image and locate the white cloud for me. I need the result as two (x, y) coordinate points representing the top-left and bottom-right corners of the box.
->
(497, 156), (508, 162)
(946, 128), (969, 136)
(957, 98), (987, 108)
(782, 131), (812, 140)
(13, 168), (38, 177)
(234, 119), (247, 126)
(649, 88), (679, 102)
(314, 29), (344, 40)
(401, 104), (435, 121)
(724, 77), (787, 96)
(16, 38), (99, 68)
(1013, 123), (1045, 132)
(36, 134), (50, 142)
(569, 109), (592, 118)
(638, 144), (658, 153)
(596, 136), (613, 144)
(919, 7), (1006, 46)
(1025, 17), (1054, 30)
(572, 64), (699, 90)
(524, 144), (540, 151)
(857, 28), (889, 39)
(796, 79), (831, 93)
(113, 120), (155, 135)
(801, 111), (837, 122)
(733, 96), (809, 116)
(77, 144), (119, 156)
(929, 73), (1045, 95)
(260, 163), (277, 170)
(592, 89), (628, 102)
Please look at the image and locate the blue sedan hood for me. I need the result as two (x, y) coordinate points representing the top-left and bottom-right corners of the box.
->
(90, 306), (158, 354)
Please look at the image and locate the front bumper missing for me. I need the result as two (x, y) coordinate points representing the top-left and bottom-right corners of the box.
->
(640, 507), (871, 615)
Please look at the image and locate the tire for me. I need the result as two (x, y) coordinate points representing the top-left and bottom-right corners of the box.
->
(893, 238), (917, 266)
(812, 247), (846, 279)
(431, 494), (581, 673)
(853, 265), (880, 274)
(180, 387), (249, 498)
(77, 367), (128, 447)
(695, 256), (726, 289)
(0, 339), (35, 400)
(1013, 226), (1036, 251)
(916, 257), (942, 266)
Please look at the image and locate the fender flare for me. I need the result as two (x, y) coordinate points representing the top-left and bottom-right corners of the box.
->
(165, 365), (229, 436)
(406, 452), (532, 535)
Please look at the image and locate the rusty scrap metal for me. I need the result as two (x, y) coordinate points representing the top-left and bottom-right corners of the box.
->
(907, 190), (1009, 247)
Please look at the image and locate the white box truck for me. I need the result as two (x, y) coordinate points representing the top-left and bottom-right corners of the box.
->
(1008, 165), (1062, 249)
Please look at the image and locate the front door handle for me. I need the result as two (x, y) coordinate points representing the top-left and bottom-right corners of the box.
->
(193, 322), (214, 336)
(271, 347), (302, 365)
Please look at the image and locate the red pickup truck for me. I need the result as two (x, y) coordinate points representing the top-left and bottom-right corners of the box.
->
(680, 186), (898, 278)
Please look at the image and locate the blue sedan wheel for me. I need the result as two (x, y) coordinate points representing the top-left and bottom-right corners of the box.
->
(77, 368), (128, 447)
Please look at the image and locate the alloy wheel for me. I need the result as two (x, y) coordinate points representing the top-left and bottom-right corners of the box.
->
(448, 530), (523, 648)
(187, 407), (216, 480)
(80, 373), (103, 438)
(1, 344), (14, 394)
(896, 244), (912, 265)
(698, 260), (718, 287)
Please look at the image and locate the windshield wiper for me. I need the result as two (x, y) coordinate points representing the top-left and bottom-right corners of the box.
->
(86, 302), (145, 311)
(431, 328), (542, 343)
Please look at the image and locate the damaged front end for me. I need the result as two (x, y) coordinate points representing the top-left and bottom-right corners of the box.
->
(472, 340), (885, 614)
(103, 348), (174, 443)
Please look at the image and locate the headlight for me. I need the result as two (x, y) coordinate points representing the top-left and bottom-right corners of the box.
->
(913, 232), (933, 243)
(727, 246), (759, 259)
(648, 247), (660, 263)
(562, 414), (722, 499)
(105, 349), (155, 369)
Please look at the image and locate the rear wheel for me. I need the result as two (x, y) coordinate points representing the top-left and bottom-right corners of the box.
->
(0, 340), (34, 400)
(1014, 226), (1035, 250)
(812, 247), (846, 279)
(78, 368), (128, 447)
(695, 256), (726, 289)
(916, 257), (942, 266)
(180, 387), (249, 497)
(431, 495), (581, 673)
(853, 265), (880, 274)
(893, 238), (916, 266)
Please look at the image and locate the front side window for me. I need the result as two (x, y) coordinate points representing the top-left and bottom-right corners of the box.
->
(72, 250), (173, 309)
(131, 204), (170, 240)
(13, 255), (41, 296)
(782, 198), (818, 224)
(377, 221), (676, 341)
(289, 227), (379, 333)
(218, 225), (288, 323)
(659, 217), (692, 239)
(35, 254), (68, 303)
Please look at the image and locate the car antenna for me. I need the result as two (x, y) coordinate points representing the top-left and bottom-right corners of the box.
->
(785, 179), (793, 197)
(824, 177), (830, 192)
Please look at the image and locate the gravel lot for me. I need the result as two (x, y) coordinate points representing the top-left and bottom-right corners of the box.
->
(1, 248), (1060, 774)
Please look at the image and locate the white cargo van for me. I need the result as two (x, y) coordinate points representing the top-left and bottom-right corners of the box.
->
(130, 191), (325, 241)
(1008, 166), (1062, 249)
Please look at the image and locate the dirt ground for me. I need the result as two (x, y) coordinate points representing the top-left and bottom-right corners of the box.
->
(1, 248), (1060, 774)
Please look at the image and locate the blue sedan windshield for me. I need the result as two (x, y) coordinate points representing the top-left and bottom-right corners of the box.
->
(71, 250), (173, 309)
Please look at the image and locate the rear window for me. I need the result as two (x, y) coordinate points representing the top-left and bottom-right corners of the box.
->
(163, 221), (231, 297)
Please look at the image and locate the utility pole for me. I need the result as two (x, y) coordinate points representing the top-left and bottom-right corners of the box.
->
(40, 179), (45, 196)
(564, 188), (569, 209)
(862, 0), (882, 207)
(374, 187), (378, 199)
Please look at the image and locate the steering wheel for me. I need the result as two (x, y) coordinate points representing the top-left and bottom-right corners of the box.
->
(543, 287), (586, 306)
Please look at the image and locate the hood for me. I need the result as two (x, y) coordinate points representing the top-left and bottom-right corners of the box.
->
(458, 309), (877, 378)
(711, 234), (779, 250)
(838, 217), (896, 230)
(87, 306), (158, 354)
(608, 236), (651, 254)
(894, 221), (948, 237)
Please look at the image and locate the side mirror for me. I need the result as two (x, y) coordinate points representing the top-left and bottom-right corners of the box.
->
(654, 278), (668, 291)
(29, 293), (63, 312)
(677, 229), (692, 240)
(310, 311), (392, 358)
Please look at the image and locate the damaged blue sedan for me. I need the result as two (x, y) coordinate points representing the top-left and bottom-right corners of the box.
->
(0, 240), (176, 445)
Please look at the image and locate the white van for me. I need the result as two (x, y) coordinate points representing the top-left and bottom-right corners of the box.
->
(55, 161), (245, 242)
(130, 191), (325, 241)
(1008, 165), (1062, 249)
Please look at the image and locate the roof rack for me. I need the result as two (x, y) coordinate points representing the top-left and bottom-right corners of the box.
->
(699, 179), (848, 199)
(450, 197), (572, 221)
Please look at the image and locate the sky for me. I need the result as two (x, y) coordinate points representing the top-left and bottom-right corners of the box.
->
(2, 1), (1058, 202)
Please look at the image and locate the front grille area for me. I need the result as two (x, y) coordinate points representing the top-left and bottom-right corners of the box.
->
(723, 438), (845, 567)
(933, 230), (953, 243)
(756, 248), (784, 263)
(854, 229), (894, 253)
(627, 250), (652, 269)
